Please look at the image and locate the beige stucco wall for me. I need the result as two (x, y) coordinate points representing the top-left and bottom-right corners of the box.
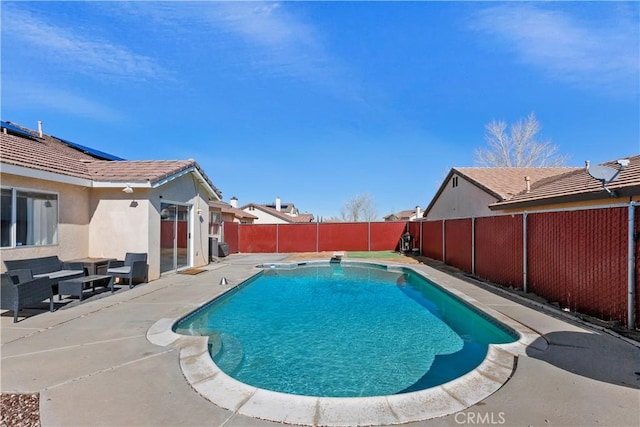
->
(151, 176), (212, 275)
(426, 174), (499, 220)
(88, 176), (213, 280)
(244, 207), (289, 224)
(2, 171), (215, 280)
(88, 187), (151, 263)
(1, 173), (90, 272)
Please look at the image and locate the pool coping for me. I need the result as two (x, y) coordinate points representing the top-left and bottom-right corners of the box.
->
(147, 260), (547, 426)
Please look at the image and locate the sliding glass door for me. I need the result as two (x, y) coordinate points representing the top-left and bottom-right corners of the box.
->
(160, 203), (190, 274)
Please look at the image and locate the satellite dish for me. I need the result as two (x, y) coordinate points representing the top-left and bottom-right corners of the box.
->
(585, 159), (629, 196)
(587, 164), (620, 183)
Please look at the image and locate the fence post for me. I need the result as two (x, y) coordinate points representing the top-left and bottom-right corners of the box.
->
(471, 217), (475, 276)
(419, 220), (423, 255)
(628, 203), (636, 330)
(316, 222), (319, 253)
(523, 212), (528, 293)
(368, 222), (371, 252)
(276, 224), (279, 254)
(442, 219), (446, 262)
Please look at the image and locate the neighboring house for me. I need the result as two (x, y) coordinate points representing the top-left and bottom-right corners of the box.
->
(384, 206), (423, 221)
(0, 121), (223, 280)
(209, 200), (258, 224)
(423, 167), (579, 220)
(489, 155), (640, 212)
(424, 156), (639, 220)
(235, 197), (314, 224)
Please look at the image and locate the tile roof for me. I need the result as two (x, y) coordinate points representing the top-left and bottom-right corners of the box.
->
(1, 132), (96, 179)
(383, 209), (417, 221)
(423, 166), (577, 217)
(292, 213), (314, 223)
(209, 201), (258, 219)
(454, 167), (579, 200)
(490, 155), (640, 209)
(1, 122), (222, 198)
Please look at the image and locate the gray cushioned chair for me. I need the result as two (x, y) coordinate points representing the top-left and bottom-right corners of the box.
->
(106, 253), (148, 288)
(1, 269), (54, 323)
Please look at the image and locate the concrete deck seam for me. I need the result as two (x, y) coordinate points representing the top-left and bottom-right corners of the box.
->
(1, 333), (145, 360)
(313, 399), (320, 426)
(383, 396), (402, 424)
(43, 348), (174, 391)
(440, 384), (474, 408)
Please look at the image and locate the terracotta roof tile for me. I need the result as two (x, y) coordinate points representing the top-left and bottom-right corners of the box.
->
(291, 213), (314, 223)
(1, 132), (93, 179)
(491, 155), (640, 208)
(1, 123), (222, 198)
(454, 167), (579, 200)
(384, 209), (416, 220)
(209, 201), (258, 219)
(86, 159), (196, 183)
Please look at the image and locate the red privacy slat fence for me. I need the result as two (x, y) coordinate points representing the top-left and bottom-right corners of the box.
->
(444, 218), (472, 273)
(220, 203), (637, 328)
(475, 215), (523, 288)
(527, 208), (629, 325)
(422, 220), (443, 261)
(227, 222), (408, 254)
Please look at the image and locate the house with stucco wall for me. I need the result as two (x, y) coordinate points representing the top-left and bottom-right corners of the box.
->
(423, 167), (578, 220)
(234, 196), (314, 224)
(424, 157), (639, 220)
(0, 121), (222, 280)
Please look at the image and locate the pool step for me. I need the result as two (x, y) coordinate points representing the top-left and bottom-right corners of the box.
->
(205, 332), (222, 356)
(213, 333), (245, 375)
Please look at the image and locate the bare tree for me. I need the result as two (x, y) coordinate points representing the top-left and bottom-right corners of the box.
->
(340, 193), (378, 222)
(474, 113), (568, 167)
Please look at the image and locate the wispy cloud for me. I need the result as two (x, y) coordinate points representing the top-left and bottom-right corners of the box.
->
(114, 1), (352, 91)
(3, 79), (124, 123)
(2, 4), (170, 82)
(470, 4), (639, 95)
(207, 2), (338, 82)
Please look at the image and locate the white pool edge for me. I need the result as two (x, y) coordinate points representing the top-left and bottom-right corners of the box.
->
(147, 260), (546, 426)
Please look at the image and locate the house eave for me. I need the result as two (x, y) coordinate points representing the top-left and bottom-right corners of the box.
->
(0, 162), (93, 187)
(489, 186), (640, 210)
(91, 166), (222, 200)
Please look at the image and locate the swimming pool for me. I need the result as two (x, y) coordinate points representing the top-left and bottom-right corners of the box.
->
(174, 262), (517, 397)
(148, 260), (543, 425)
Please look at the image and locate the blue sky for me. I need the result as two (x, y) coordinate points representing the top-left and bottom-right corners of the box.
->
(2, 1), (639, 220)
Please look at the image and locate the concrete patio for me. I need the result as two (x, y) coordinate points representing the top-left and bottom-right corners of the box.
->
(1, 254), (639, 426)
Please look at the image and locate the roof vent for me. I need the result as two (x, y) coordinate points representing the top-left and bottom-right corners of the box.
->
(524, 176), (531, 193)
(37, 121), (43, 138)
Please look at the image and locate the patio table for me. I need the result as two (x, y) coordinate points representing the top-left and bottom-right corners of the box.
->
(58, 275), (114, 301)
(65, 258), (116, 276)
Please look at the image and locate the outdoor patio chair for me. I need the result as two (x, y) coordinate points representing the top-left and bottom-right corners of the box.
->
(106, 253), (148, 288)
(1, 269), (54, 323)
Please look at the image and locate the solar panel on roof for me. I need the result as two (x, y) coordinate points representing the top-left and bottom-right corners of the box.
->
(55, 137), (125, 161)
(1, 121), (37, 139)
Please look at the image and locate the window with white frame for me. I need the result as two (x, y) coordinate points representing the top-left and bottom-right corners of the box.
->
(1, 188), (59, 248)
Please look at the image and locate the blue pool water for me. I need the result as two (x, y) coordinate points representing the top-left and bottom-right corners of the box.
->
(174, 263), (517, 397)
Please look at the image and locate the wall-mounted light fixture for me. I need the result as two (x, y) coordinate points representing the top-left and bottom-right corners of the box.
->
(122, 184), (134, 194)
